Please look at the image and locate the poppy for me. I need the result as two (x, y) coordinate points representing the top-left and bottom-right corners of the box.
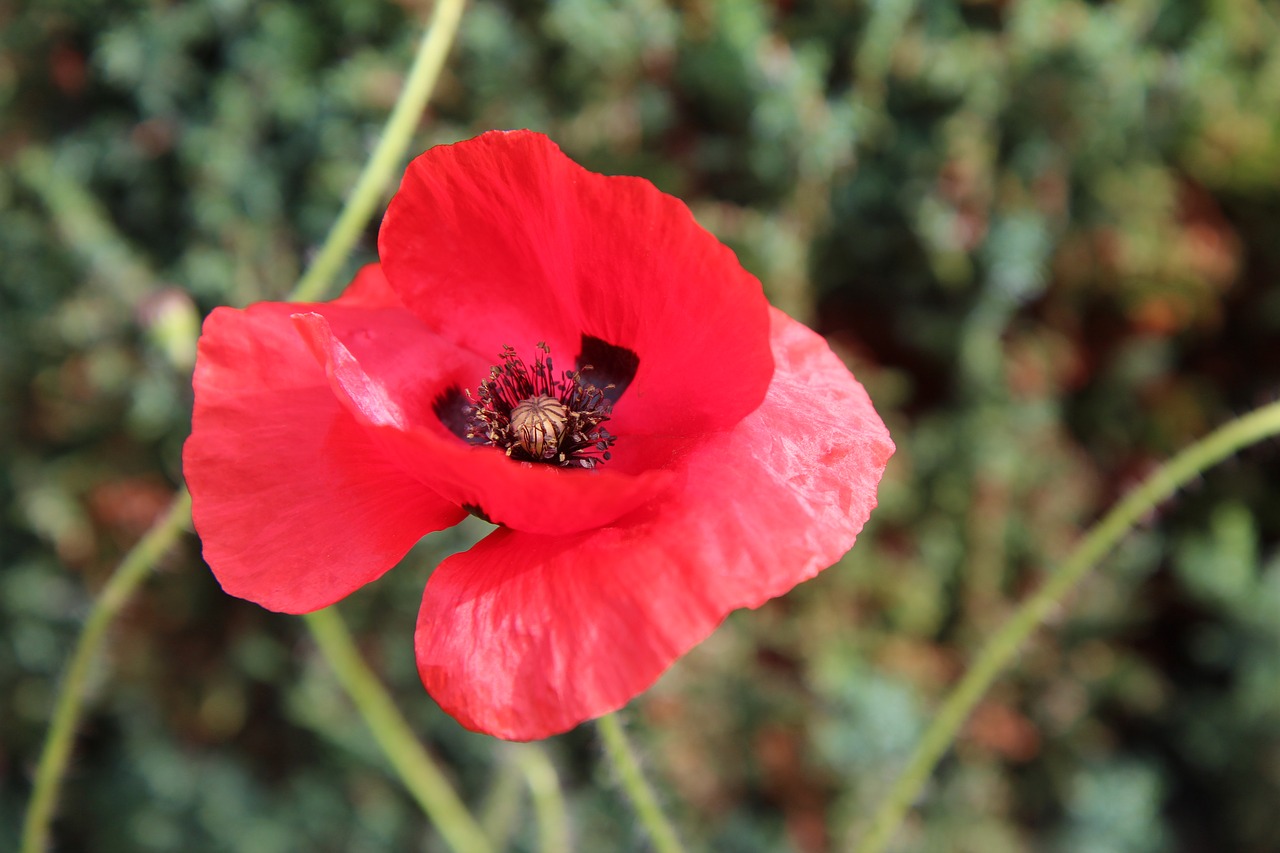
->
(184, 130), (894, 740)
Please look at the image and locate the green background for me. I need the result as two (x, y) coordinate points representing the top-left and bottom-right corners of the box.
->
(5, 0), (1280, 850)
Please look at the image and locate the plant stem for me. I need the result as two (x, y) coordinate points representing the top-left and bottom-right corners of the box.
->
(289, 0), (466, 303)
(853, 399), (1280, 853)
(597, 713), (685, 853)
(303, 609), (492, 853)
(515, 745), (572, 852)
(20, 489), (192, 853)
(21, 5), (471, 850)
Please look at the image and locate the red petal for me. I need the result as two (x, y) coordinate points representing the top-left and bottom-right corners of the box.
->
(379, 130), (774, 437)
(415, 308), (895, 739)
(291, 311), (675, 534)
(183, 267), (467, 613)
(333, 261), (407, 308)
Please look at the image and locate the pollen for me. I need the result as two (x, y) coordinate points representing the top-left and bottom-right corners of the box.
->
(466, 343), (616, 469)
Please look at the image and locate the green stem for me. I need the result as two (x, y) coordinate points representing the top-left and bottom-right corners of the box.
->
(597, 713), (685, 853)
(21, 5), (471, 850)
(303, 609), (492, 853)
(853, 399), (1280, 853)
(289, 0), (466, 303)
(20, 489), (192, 853)
(514, 745), (571, 852)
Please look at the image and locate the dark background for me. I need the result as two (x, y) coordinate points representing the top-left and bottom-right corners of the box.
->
(4, 0), (1280, 850)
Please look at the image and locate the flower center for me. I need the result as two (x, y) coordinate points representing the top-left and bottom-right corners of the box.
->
(509, 395), (569, 459)
(466, 343), (616, 469)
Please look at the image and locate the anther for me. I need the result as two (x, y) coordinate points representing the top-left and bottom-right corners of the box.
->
(464, 343), (617, 469)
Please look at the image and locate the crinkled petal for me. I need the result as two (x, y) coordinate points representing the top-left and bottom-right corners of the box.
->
(291, 311), (674, 534)
(183, 266), (467, 613)
(379, 129), (774, 437)
(415, 308), (895, 739)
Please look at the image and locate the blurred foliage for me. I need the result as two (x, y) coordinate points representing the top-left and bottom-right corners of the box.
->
(4, 0), (1280, 850)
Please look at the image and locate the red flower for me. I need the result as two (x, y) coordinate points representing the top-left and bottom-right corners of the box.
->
(183, 131), (894, 740)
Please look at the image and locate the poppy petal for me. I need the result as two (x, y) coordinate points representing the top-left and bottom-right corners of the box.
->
(414, 308), (895, 739)
(333, 261), (407, 308)
(183, 270), (467, 614)
(291, 312), (675, 535)
(379, 130), (774, 438)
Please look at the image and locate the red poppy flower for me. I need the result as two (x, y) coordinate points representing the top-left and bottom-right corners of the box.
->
(184, 130), (894, 740)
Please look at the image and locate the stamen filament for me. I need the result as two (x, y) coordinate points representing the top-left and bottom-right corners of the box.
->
(467, 343), (616, 469)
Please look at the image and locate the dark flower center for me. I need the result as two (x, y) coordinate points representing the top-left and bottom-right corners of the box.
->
(466, 343), (615, 469)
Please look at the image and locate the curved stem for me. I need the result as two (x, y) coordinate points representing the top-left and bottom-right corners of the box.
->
(597, 713), (685, 853)
(854, 399), (1280, 853)
(22, 5), (469, 850)
(303, 609), (492, 853)
(289, 0), (466, 303)
(20, 489), (192, 853)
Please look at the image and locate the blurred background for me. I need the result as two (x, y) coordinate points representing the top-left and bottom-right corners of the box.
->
(4, 0), (1280, 850)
